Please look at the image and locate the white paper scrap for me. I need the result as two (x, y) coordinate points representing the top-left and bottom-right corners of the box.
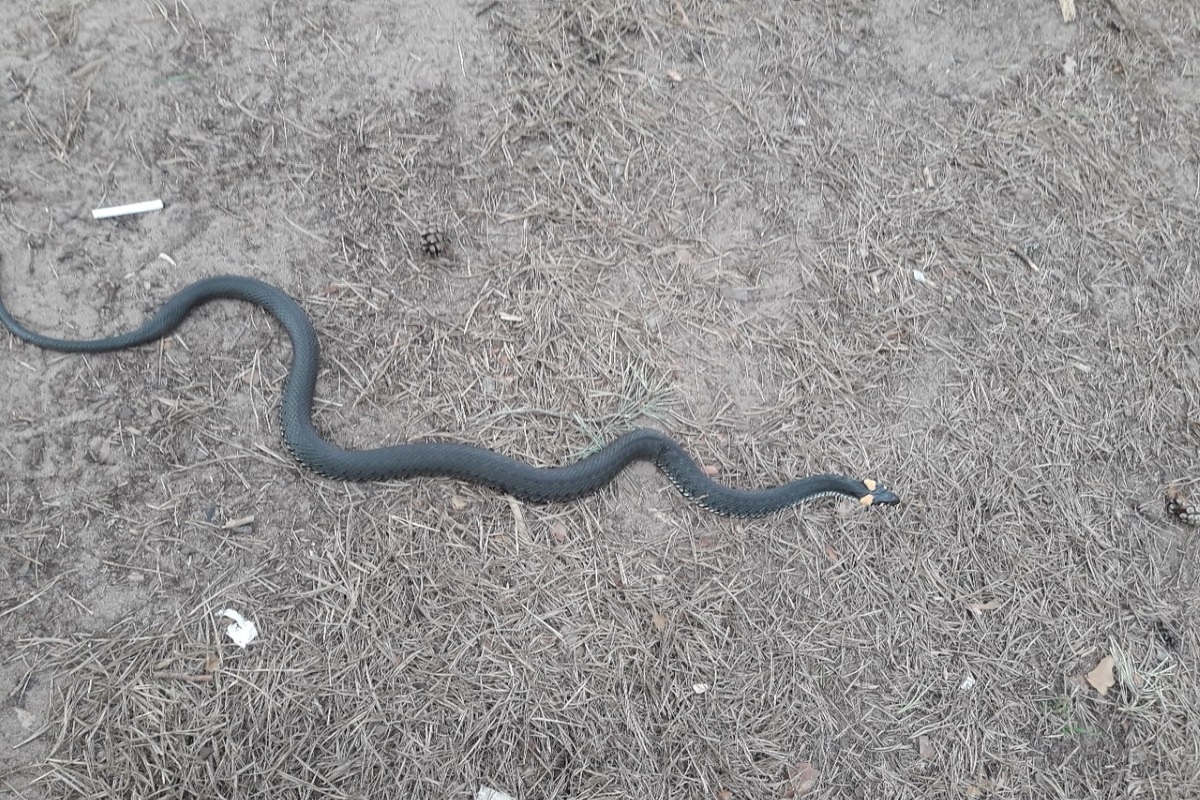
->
(92, 199), (164, 220)
(477, 787), (517, 800)
(219, 608), (259, 648)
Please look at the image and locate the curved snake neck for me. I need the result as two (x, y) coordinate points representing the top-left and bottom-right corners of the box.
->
(0, 274), (899, 517)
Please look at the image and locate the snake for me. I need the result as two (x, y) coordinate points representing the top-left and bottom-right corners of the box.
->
(0, 274), (899, 517)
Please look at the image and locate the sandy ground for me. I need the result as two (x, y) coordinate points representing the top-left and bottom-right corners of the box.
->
(1, 0), (1198, 797)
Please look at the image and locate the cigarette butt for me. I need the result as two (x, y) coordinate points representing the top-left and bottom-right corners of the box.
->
(92, 199), (164, 220)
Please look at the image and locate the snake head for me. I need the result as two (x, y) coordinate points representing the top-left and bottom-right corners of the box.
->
(859, 478), (900, 507)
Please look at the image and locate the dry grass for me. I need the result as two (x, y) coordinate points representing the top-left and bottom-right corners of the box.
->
(2, 0), (1200, 798)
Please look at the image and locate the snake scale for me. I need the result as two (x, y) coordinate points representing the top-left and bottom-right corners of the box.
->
(0, 274), (899, 517)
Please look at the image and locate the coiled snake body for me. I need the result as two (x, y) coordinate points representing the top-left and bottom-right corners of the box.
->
(0, 275), (899, 517)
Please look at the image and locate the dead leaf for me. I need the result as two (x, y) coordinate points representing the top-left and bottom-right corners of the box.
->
(550, 521), (568, 544)
(716, 789), (732, 800)
(651, 612), (668, 631)
(477, 787), (517, 800)
(14, 707), (36, 730)
(790, 762), (819, 796)
(666, 68), (683, 82)
(918, 735), (935, 760)
(966, 599), (1001, 616)
(703, 464), (719, 477)
(204, 652), (220, 673)
(672, 1), (691, 27)
(834, 502), (858, 519)
(965, 774), (998, 797)
(823, 543), (841, 563)
(450, 495), (468, 511)
(1085, 655), (1115, 695)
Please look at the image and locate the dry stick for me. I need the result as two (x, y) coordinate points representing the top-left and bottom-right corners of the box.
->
(152, 672), (215, 683)
(0, 569), (79, 619)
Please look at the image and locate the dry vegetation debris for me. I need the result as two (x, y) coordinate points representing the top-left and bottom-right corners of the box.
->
(1, 0), (1199, 798)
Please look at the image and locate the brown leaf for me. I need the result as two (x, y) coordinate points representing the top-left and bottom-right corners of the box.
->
(823, 543), (841, 563)
(966, 599), (1001, 616)
(918, 735), (935, 760)
(651, 612), (668, 631)
(450, 495), (468, 511)
(550, 521), (568, 544)
(672, 1), (691, 28)
(1066, 673), (1089, 692)
(790, 762), (819, 796)
(965, 775), (997, 797)
(716, 789), (732, 800)
(204, 653), (220, 673)
(1085, 655), (1115, 695)
(14, 707), (37, 730)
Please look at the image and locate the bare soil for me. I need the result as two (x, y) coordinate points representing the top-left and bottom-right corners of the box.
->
(2, 1), (1198, 798)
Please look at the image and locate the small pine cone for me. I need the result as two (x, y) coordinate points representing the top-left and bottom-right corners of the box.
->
(1165, 485), (1198, 527)
(420, 223), (450, 258)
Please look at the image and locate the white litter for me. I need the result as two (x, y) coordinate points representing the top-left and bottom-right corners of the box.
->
(477, 786), (517, 800)
(219, 609), (259, 648)
(92, 199), (164, 220)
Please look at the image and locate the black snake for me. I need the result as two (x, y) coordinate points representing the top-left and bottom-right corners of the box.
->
(0, 274), (899, 517)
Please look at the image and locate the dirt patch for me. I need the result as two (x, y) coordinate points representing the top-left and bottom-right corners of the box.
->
(2, 0), (1198, 797)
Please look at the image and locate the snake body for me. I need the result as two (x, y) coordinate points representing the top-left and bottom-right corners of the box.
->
(0, 274), (899, 517)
